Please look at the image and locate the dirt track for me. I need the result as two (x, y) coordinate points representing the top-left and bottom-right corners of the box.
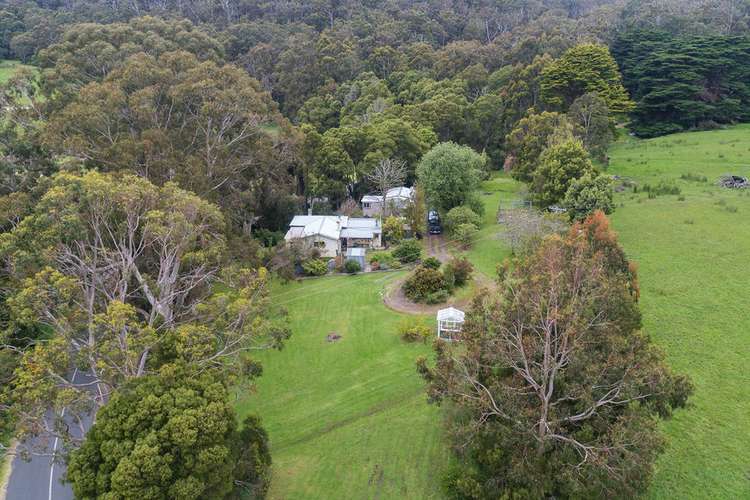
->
(425, 234), (449, 262)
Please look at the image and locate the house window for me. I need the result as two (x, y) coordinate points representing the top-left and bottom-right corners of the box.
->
(313, 241), (325, 248)
(363, 203), (371, 208)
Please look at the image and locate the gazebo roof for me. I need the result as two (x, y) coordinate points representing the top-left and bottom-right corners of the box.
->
(436, 307), (465, 322)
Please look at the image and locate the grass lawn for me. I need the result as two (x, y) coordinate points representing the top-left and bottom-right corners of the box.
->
(464, 173), (522, 277)
(238, 126), (750, 499)
(235, 273), (448, 499)
(607, 124), (750, 499)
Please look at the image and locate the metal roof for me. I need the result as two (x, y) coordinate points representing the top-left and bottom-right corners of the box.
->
(285, 215), (347, 241)
(360, 186), (413, 204)
(347, 218), (380, 229)
(285, 215), (384, 242)
(386, 186), (414, 200)
(340, 228), (375, 239)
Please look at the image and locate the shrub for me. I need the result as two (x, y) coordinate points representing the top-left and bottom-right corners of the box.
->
(454, 223), (479, 248)
(445, 206), (481, 232)
(253, 228), (283, 247)
(403, 266), (447, 302)
(563, 173), (615, 221)
(422, 256), (442, 270)
(642, 181), (680, 197)
(425, 289), (450, 304)
(382, 215), (405, 245)
(302, 258), (328, 276)
(466, 194), (486, 218)
(398, 319), (432, 343)
(344, 259), (361, 274)
(444, 256), (474, 287)
(368, 250), (395, 269)
(392, 239), (422, 263)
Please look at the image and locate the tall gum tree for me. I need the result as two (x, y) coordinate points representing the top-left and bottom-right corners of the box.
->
(0, 171), (289, 455)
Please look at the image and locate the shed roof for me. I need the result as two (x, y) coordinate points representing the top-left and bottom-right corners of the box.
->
(437, 307), (465, 322)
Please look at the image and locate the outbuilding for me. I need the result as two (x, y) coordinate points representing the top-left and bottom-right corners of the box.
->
(436, 307), (465, 341)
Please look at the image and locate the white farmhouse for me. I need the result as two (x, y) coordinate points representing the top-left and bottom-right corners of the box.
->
(361, 186), (414, 217)
(284, 215), (382, 258)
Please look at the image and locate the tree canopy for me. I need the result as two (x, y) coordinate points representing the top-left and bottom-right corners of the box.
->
(42, 50), (297, 231)
(66, 364), (271, 499)
(541, 43), (634, 113)
(416, 142), (485, 213)
(419, 212), (692, 498)
(532, 138), (597, 207)
(0, 171), (289, 455)
(613, 30), (750, 137)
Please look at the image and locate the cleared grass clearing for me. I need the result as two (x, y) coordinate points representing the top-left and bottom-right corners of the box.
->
(235, 273), (447, 499)
(608, 125), (750, 499)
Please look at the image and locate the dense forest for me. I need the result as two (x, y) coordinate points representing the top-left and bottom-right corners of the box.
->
(0, 1), (746, 498)
(1, 0), (749, 232)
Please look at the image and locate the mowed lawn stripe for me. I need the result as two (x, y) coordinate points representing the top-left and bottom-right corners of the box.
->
(236, 272), (447, 499)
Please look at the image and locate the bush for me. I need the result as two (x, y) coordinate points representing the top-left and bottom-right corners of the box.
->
(454, 223), (479, 248)
(368, 250), (395, 269)
(425, 289), (450, 304)
(382, 215), (405, 245)
(403, 266), (447, 302)
(444, 256), (474, 287)
(466, 194), (486, 218)
(398, 319), (432, 343)
(253, 228), (283, 248)
(563, 173), (615, 221)
(422, 256), (442, 270)
(392, 239), (422, 263)
(642, 181), (681, 197)
(302, 258), (328, 276)
(344, 259), (361, 274)
(445, 206), (481, 232)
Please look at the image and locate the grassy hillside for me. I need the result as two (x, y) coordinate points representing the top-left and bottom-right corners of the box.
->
(465, 174), (521, 277)
(607, 125), (750, 498)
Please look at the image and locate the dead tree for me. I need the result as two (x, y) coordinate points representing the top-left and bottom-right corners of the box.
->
(365, 158), (407, 220)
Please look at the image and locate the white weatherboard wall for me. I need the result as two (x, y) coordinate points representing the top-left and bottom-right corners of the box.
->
(308, 235), (340, 257)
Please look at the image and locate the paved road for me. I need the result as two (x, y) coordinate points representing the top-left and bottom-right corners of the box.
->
(4, 370), (95, 500)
